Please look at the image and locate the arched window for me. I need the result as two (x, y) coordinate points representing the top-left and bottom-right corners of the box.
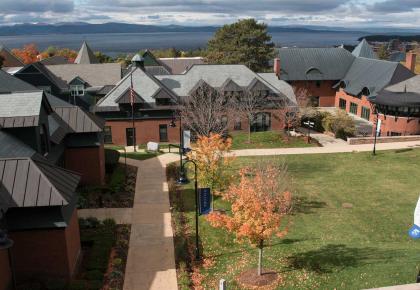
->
(250, 112), (271, 132)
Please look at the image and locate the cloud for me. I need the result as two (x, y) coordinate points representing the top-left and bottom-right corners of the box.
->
(0, 0), (74, 13)
(85, 0), (349, 13)
(368, 0), (420, 13)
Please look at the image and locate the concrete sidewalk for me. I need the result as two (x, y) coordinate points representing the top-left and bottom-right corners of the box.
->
(123, 154), (179, 290)
(231, 140), (420, 157)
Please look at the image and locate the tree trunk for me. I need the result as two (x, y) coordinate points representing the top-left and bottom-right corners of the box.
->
(258, 240), (264, 276)
(248, 116), (252, 143)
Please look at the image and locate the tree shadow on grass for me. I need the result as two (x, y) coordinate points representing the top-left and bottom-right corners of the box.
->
(286, 244), (399, 274)
(292, 196), (327, 214)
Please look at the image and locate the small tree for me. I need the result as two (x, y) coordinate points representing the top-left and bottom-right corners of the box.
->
(180, 81), (234, 137)
(207, 164), (292, 276)
(187, 133), (234, 196)
(322, 109), (356, 139)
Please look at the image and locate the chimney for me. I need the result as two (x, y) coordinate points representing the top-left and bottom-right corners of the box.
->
(405, 52), (417, 73)
(274, 58), (281, 78)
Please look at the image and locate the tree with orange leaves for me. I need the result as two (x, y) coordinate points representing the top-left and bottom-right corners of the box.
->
(207, 163), (292, 276)
(187, 133), (234, 198)
(12, 44), (39, 64)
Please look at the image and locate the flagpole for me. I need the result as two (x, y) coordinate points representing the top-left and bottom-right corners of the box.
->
(131, 70), (137, 152)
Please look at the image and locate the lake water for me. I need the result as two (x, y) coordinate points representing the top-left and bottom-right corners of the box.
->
(0, 31), (365, 56)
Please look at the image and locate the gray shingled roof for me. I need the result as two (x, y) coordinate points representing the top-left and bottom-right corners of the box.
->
(258, 73), (297, 104)
(46, 63), (122, 88)
(159, 57), (205, 74)
(145, 66), (171, 75)
(0, 91), (44, 128)
(0, 45), (24, 67)
(352, 39), (378, 59)
(95, 67), (165, 111)
(373, 75), (420, 106)
(156, 64), (290, 100)
(0, 69), (37, 93)
(74, 41), (99, 64)
(340, 58), (414, 97)
(277, 47), (355, 81)
(40, 55), (69, 65)
(0, 157), (80, 212)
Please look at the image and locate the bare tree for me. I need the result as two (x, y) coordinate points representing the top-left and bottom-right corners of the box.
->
(237, 89), (270, 143)
(273, 87), (313, 138)
(179, 80), (233, 137)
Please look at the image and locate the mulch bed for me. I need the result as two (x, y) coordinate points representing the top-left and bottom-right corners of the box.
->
(237, 269), (281, 289)
(78, 165), (137, 209)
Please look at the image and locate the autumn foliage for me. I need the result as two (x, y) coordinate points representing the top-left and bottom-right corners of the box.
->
(187, 133), (234, 192)
(12, 44), (39, 64)
(207, 164), (292, 275)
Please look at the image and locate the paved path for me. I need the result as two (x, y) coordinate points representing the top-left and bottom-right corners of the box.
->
(231, 140), (420, 157)
(123, 154), (179, 290)
(366, 283), (420, 290)
(78, 154), (180, 290)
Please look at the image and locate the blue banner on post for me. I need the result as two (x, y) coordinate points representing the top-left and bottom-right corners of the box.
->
(199, 188), (212, 215)
(409, 224), (420, 239)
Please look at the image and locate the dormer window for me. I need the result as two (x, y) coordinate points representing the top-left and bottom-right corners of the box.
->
(71, 84), (85, 97)
(156, 98), (172, 106)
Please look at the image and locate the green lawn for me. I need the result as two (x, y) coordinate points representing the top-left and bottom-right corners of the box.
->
(124, 151), (162, 161)
(230, 131), (317, 150)
(174, 149), (420, 289)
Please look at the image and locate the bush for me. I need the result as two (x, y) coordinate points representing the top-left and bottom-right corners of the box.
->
(85, 270), (104, 281)
(105, 149), (121, 173)
(322, 110), (356, 140)
(108, 166), (125, 194)
(79, 217), (101, 229)
(302, 110), (332, 133)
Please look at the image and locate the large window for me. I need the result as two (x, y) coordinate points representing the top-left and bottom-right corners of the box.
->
(361, 106), (371, 121)
(70, 84), (85, 97)
(350, 102), (358, 115)
(159, 124), (168, 142)
(251, 112), (271, 132)
(339, 98), (347, 110)
(234, 117), (242, 130)
(104, 126), (113, 144)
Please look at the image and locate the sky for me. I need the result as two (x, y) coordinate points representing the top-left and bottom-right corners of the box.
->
(0, 0), (419, 28)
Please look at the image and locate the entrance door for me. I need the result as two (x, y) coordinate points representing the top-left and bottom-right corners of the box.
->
(159, 124), (168, 142)
(126, 128), (136, 146)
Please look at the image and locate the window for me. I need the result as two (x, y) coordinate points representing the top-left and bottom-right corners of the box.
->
(251, 112), (271, 132)
(104, 126), (112, 144)
(159, 124), (168, 142)
(234, 118), (242, 130)
(361, 106), (371, 121)
(390, 132), (402, 136)
(70, 85), (85, 96)
(309, 96), (320, 107)
(349, 102), (358, 115)
(156, 98), (172, 106)
(339, 98), (347, 110)
(126, 128), (136, 146)
(221, 116), (228, 128)
(316, 80), (322, 88)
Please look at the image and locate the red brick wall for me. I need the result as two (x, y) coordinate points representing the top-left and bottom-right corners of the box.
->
(106, 119), (180, 145)
(291, 80), (337, 107)
(377, 114), (420, 136)
(9, 209), (81, 282)
(65, 145), (105, 186)
(106, 111), (285, 146)
(335, 89), (375, 121)
(0, 250), (11, 290)
(335, 89), (420, 136)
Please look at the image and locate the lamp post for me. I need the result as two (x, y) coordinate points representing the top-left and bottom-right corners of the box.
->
(169, 115), (188, 184)
(181, 159), (200, 260)
(0, 229), (16, 290)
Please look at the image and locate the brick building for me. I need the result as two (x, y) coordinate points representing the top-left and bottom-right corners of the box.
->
(278, 40), (420, 136)
(94, 57), (297, 146)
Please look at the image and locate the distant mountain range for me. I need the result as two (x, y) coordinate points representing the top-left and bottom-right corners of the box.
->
(0, 22), (418, 37)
